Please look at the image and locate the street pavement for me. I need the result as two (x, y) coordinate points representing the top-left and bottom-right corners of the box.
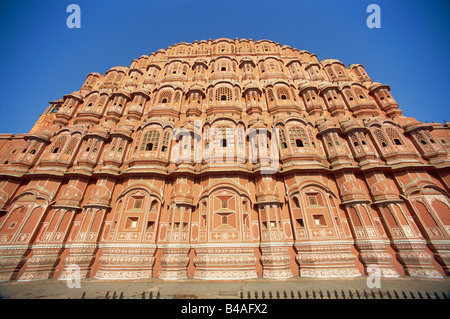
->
(0, 276), (449, 299)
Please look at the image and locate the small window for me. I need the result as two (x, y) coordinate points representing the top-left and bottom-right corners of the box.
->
(313, 215), (326, 226)
(354, 141), (359, 147)
(145, 143), (154, 151)
(161, 146), (167, 152)
(394, 138), (402, 145)
(150, 200), (157, 211)
(221, 139), (227, 147)
(281, 142), (287, 149)
(125, 217), (139, 230)
(134, 199), (143, 209)
(420, 140), (427, 145)
(161, 98), (168, 103)
(296, 139), (303, 147)
(30, 149), (36, 154)
(221, 199), (228, 208)
(221, 95), (227, 101)
(296, 218), (304, 227)
(361, 140), (366, 145)
(147, 221), (155, 230)
(280, 94), (287, 100)
(381, 142), (387, 147)
(221, 67), (226, 71)
(308, 195), (318, 206)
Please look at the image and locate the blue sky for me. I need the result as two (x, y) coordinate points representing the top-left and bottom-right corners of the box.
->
(0, 0), (449, 134)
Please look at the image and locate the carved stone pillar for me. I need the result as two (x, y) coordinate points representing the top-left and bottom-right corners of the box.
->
(256, 175), (293, 279)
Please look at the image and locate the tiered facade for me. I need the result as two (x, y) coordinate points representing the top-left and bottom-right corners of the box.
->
(0, 38), (449, 282)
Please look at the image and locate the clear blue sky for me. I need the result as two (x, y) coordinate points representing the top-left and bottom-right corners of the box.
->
(0, 0), (449, 134)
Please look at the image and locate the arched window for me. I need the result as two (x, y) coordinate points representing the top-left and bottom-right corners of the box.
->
(141, 131), (160, 151)
(289, 127), (309, 148)
(293, 197), (300, 208)
(161, 131), (171, 152)
(386, 127), (404, 146)
(267, 88), (275, 102)
(374, 129), (389, 148)
(278, 128), (287, 149)
(158, 90), (172, 104)
(276, 87), (290, 101)
(215, 87), (232, 101)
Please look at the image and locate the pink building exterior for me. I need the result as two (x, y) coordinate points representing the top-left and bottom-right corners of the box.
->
(0, 38), (449, 281)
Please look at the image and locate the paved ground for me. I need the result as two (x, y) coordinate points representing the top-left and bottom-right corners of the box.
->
(0, 276), (449, 299)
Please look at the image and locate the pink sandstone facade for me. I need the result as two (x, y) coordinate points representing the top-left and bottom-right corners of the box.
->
(0, 38), (449, 282)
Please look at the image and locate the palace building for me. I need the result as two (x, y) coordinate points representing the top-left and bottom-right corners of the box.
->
(0, 38), (449, 281)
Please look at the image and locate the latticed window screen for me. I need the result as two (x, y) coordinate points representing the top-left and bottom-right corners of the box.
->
(215, 127), (234, 147)
(158, 91), (172, 104)
(414, 132), (427, 145)
(161, 131), (171, 152)
(289, 127), (309, 147)
(350, 133), (359, 147)
(276, 87), (290, 100)
(174, 92), (181, 105)
(234, 88), (240, 101)
(325, 135), (333, 148)
(308, 128), (316, 148)
(117, 139), (125, 153)
(333, 133), (340, 146)
(237, 127), (244, 148)
(374, 129), (389, 147)
(141, 131), (160, 151)
(215, 87), (232, 101)
(52, 136), (67, 153)
(423, 131), (437, 143)
(385, 127), (404, 145)
(109, 138), (118, 152)
(65, 136), (79, 155)
(268, 61), (276, 71)
(278, 128), (287, 149)
(267, 88), (275, 102)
